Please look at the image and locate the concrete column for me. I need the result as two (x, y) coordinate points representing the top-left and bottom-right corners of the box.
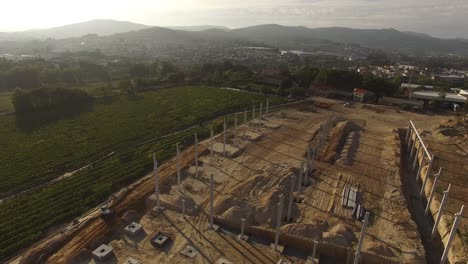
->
(223, 118), (227, 157)
(176, 143), (181, 189)
(431, 184), (451, 239)
(181, 198), (186, 219)
(241, 218), (245, 237)
(419, 171), (430, 198)
(440, 205), (465, 264)
(274, 194), (284, 251)
(259, 102), (263, 121)
(415, 159), (425, 181)
(353, 212), (370, 264)
(252, 104), (255, 128)
(234, 113), (237, 140)
(243, 108), (247, 139)
(210, 124), (214, 159)
(195, 133), (199, 177)
(311, 143), (316, 161)
(321, 129), (326, 149)
(297, 162), (304, 194)
(412, 146), (421, 172)
(244, 108), (247, 125)
(409, 137), (416, 162)
(287, 176), (296, 222)
(153, 153), (161, 209)
(311, 240), (318, 264)
(209, 174), (215, 229)
(407, 128), (413, 149)
(424, 156), (435, 185)
(315, 139), (320, 160)
(266, 98), (269, 115)
(307, 147), (312, 172)
(404, 124), (410, 144)
(425, 168), (441, 215)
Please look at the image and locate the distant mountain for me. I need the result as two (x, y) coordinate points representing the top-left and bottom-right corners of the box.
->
(230, 25), (468, 55)
(166, 25), (229, 31)
(2, 22), (468, 57)
(0, 19), (150, 40)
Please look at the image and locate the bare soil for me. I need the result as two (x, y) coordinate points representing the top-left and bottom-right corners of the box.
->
(14, 98), (467, 264)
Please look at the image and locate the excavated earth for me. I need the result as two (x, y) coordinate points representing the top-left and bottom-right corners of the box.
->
(13, 98), (468, 264)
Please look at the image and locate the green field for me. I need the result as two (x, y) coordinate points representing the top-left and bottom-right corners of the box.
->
(0, 91), (13, 113)
(0, 86), (287, 259)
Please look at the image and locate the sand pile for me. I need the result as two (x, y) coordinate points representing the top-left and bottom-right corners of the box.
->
(214, 171), (300, 227)
(280, 223), (322, 240)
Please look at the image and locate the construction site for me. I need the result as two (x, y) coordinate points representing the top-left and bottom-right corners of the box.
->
(13, 98), (467, 264)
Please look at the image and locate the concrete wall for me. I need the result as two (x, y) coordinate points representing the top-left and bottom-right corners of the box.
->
(213, 216), (400, 264)
(412, 132), (468, 264)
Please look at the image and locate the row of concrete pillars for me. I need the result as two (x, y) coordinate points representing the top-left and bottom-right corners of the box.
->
(405, 121), (464, 264)
(309, 115), (335, 163)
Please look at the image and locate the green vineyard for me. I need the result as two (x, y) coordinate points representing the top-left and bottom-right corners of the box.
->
(0, 86), (287, 259)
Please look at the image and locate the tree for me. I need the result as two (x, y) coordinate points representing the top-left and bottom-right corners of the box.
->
(363, 75), (398, 102)
(367, 52), (391, 66)
(292, 65), (319, 88)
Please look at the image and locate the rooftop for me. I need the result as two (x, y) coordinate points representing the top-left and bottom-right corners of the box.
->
(410, 91), (467, 103)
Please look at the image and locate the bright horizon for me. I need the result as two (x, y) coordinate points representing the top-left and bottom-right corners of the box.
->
(1, 0), (468, 38)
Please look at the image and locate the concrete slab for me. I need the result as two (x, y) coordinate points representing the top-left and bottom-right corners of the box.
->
(212, 142), (242, 157)
(263, 121), (281, 129)
(244, 131), (263, 141)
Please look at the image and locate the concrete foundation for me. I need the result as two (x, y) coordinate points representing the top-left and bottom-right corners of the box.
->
(180, 245), (198, 258)
(91, 244), (113, 262)
(124, 222), (143, 236)
(212, 142), (242, 157)
(125, 257), (141, 264)
(151, 232), (171, 248)
(215, 257), (234, 264)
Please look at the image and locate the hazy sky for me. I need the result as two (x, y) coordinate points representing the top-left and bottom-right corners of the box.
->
(1, 0), (467, 38)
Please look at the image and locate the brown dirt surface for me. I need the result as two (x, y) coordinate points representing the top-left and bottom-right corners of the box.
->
(15, 99), (467, 264)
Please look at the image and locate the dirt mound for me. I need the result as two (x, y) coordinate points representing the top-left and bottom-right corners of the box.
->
(280, 223), (322, 240)
(436, 118), (467, 137)
(67, 249), (91, 264)
(365, 242), (395, 257)
(215, 195), (247, 216)
(171, 193), (197, 211)
(221, 206), (247, 226)
(214, 172), (298, 227)
(323, 121), (358, 163)
(322, 223), (356, 247)
(121, 210), (139, 224)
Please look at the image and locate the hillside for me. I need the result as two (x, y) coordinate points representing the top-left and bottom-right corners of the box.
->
(166, 25), (229, 31)
(230, 25), (468, 55)
(2, 23), (468, 56)
(0, 19), (150, 40)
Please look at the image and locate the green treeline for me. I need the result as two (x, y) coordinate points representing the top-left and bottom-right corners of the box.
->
(12, 87), (93, 113)
(0, 58), (109, 91)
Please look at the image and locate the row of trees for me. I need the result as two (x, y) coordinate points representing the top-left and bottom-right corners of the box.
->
(12, 87), (92, 113)
(0, 58), (110, 91)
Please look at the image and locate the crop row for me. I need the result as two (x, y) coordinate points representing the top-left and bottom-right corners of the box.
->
(0, 86), (285, 197)
(0, 87), (287, 260)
